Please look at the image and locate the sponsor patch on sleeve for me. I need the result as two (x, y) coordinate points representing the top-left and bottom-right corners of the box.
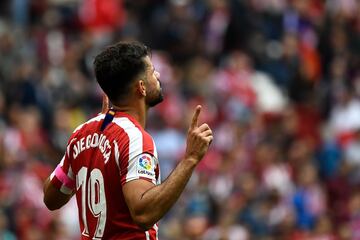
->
(137, 153), (156, 178)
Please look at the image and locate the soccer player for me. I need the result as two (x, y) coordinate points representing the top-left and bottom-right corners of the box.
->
(43, 41), (213, 239)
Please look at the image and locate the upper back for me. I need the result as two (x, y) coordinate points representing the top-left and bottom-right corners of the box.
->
(65, 111), (160, 239)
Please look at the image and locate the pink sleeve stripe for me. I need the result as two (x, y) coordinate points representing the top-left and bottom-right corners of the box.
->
(55, 165), (75, 190)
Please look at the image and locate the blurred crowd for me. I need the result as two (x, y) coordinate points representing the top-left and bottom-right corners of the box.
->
(0, 0), (360, 239)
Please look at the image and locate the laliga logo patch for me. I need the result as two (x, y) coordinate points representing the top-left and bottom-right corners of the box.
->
(139, 155), (152, 171)
(137, 154), (155, 178)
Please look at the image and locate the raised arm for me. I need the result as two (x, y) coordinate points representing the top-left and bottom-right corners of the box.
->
(122, 105), (213, 230)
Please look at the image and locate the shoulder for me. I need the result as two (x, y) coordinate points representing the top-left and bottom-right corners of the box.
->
(112, 117), (156, 156)
(112, 117), (153, 140)
(66, 114), (106, 146)
(72, 114), (106, 134)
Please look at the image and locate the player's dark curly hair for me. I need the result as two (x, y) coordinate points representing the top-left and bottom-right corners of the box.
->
(94, 41), (150, 103)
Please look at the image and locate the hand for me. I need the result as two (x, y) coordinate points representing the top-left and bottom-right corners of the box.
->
(184, 105), (213, 165)
(101, 94), (110, 114)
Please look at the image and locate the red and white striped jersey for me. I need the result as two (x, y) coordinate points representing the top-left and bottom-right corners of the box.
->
(50, 111), (161, 239)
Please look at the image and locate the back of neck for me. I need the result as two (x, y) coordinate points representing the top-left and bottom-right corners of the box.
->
(111, 102), (147, 128)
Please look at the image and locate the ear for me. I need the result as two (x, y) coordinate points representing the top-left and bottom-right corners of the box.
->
(137, 80), (146, 97)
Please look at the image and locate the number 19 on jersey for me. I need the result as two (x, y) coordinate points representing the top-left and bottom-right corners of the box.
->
(77, 167), (107, 239)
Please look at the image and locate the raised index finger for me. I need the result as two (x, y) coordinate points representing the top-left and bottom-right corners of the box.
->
(190, 105), (202, 130)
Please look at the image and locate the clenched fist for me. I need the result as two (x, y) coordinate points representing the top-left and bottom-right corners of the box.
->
(185, 105), (213, 165)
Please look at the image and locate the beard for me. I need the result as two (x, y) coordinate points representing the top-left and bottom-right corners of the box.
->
(146, 87), (164, 107)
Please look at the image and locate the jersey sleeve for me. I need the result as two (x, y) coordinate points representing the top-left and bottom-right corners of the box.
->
(117, 128), (159, 186)
(49, 138), (76, 195)
(124, 152), (158, 185)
